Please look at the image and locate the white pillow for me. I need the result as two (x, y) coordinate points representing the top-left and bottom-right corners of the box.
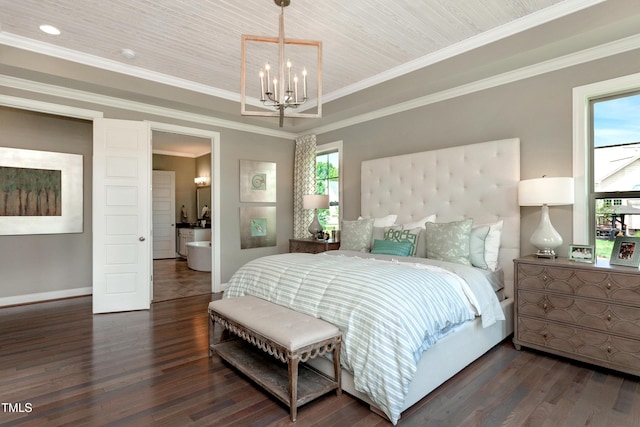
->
(358, 214), (397, 227)
(402, 214), (436, 229)
(478, 220), (503, 271)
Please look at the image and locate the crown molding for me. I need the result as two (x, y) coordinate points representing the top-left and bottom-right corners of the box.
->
(0, 75), (297, 139)
(0, 32), (242, 103)
(305, 33), (640, 136)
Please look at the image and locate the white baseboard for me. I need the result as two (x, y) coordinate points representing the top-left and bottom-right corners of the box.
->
(0, 287), (92, 307)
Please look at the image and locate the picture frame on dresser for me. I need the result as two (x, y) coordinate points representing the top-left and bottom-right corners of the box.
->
(609, 236), (640, 267)
(568, 244), (595, 263)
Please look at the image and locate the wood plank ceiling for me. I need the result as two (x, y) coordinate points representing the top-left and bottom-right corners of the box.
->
(0, 0), (568, 103)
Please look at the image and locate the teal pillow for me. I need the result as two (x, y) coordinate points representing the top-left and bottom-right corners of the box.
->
(425, 219), (473, 265)
(383, 227), (420, 256)
(370, 239), (413, 256)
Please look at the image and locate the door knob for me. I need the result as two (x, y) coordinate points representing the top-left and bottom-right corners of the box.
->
(139, 236), (146, 241)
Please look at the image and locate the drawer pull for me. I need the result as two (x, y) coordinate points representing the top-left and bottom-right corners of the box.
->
(542, 275), (548, 282)
(607, 346), (612, 353)
(543, 303), (548, 310)
(606, 283), (612, 290)
(542, 333), (548, 339)
(607, 314), (612, 321)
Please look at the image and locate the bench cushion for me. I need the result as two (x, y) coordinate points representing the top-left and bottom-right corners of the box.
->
(209, 296), (340, 351)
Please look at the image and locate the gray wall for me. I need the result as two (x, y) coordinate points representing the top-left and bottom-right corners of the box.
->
(317, 50), (640, 258)
(0, 106), (293, 300)
(0, 107), (93, 298)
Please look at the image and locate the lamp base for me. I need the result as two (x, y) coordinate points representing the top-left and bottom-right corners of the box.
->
(535, 249), (557, 259)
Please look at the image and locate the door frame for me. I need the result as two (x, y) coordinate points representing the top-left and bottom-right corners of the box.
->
(0, 96), (223, 299)
(148, 122), (221, 292)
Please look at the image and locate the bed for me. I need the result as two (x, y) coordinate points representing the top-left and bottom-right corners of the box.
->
(224, 138), (520, 423)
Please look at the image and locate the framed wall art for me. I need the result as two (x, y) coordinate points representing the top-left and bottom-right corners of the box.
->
(0, 147), (83, 235)
(240, 160), (276, 203)
(240, 206), (276, 249)
(610, 236), (640, 267)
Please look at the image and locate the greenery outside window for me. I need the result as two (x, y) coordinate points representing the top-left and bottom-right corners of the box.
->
(590, 91), (640, 260)
(316, 141), (342, 232)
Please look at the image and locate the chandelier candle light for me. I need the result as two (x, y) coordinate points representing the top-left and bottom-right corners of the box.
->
(519, 176), (574, 258)
(240, 0), (322, 127)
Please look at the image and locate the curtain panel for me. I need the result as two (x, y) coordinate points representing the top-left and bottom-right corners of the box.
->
(293, 134), (317, 239)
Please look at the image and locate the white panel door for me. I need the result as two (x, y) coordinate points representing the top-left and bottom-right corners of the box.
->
(152, 170), (176, 259)
(93, 118), (151, 313)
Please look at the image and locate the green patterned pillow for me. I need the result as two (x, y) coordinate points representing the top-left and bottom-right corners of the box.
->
(340, 218), (375, 252)
(370, 239), (413, 256)
(425, 219), (473, 265)
(383, 227), (420, 256)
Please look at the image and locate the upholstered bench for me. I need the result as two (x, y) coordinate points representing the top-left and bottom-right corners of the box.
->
(208, 295), (342, 422)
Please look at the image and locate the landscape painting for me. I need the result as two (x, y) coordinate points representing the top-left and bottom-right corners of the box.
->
(0, 166), (62, 216)
(0, 147), (83, 235)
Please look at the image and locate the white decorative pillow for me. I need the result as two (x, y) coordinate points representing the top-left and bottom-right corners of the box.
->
(425, 219), (473, 265)
(480, 220), (503, 271)
(340, 218), (375, 252)
(469, 225), (491, 269)
(402, 214), (436, 230)
(358, 214), (397, 227)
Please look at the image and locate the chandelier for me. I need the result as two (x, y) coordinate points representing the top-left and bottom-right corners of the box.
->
(240, 0), (322, 127)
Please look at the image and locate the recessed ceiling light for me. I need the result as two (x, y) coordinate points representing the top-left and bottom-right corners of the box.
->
(121, 48), (136, 59)
(39, 24), (61, 35)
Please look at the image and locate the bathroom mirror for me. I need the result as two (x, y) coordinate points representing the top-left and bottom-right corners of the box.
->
(196, 186), (211, 220)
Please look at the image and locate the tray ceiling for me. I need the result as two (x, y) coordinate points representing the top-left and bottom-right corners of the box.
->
(0, 0), (578, 102)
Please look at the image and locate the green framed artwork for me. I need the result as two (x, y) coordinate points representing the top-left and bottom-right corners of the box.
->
(240, 206), (276, 249)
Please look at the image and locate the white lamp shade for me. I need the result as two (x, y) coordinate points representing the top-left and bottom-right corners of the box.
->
(303, 194), (329, 210)
(519, 177), (574, 206)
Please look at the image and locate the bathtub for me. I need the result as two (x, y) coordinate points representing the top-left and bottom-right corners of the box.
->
(186, 241), (212, 272)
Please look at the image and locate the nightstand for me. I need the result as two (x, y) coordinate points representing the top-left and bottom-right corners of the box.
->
(289, 238), (340, 254)
(513, 255), (640, 376)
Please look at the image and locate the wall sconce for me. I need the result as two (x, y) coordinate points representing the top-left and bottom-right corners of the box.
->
(194, 176), (208, 186)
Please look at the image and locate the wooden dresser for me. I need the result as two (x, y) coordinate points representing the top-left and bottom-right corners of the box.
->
(513, 255), (640, 376)
(289, 238), (340, 254)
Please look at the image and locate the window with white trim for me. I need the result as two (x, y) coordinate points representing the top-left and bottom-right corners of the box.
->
(590, 91), (640, 260)
(315, 141), (342, 232)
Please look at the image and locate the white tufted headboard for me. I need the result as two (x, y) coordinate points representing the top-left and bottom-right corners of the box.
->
(361, 138), (520, 298)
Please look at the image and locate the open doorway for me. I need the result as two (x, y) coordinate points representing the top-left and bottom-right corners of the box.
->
(151, 129), (213, 302)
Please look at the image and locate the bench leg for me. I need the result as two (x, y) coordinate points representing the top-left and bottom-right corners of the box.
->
(333, 341), (342, 396)
(208, 311), (215, 357)
(288, 355), (299, 422)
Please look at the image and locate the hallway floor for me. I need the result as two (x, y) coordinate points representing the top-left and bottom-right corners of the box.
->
(153, 257), (212, 302)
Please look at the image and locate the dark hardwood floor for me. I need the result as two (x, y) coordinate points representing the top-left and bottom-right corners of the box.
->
(1, 294), (639, 426)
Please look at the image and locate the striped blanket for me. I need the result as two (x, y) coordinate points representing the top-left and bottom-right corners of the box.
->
(223, 252), (504, 424)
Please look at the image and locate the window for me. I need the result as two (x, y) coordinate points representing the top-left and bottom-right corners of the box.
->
(315, 141), (342, 231)
(590, 91), (640, 259)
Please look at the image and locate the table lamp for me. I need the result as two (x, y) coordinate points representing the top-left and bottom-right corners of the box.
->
(519, 176), (574, 258)
(303, 194), (329, 238)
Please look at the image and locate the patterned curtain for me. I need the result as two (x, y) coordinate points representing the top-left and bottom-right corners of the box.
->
(293, 134), (317, 238)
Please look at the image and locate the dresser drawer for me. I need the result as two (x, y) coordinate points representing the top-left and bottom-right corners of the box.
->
(289, 240), (323, 254)
(517, 264), (640, 305)
(518, 290), (640, 339)
(517, 317), (640, 374)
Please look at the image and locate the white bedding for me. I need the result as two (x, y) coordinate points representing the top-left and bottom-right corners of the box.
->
(223, 251), (505, 424)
